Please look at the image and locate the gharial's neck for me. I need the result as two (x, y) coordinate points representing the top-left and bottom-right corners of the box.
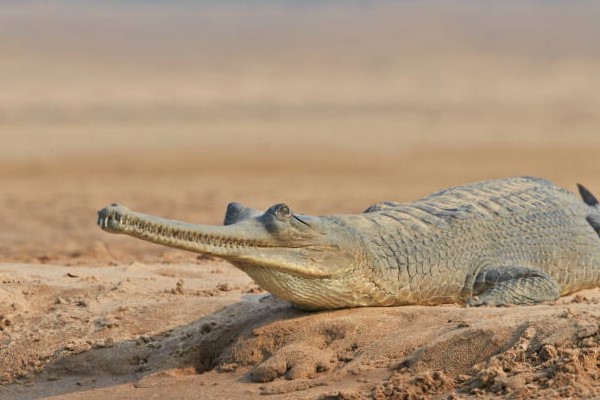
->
(233, 261), (397, 310)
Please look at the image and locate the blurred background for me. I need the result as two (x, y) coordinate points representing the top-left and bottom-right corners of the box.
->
(1, 0), (599, 264)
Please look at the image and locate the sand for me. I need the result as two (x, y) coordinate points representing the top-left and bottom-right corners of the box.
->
(2, 1), (600, 399)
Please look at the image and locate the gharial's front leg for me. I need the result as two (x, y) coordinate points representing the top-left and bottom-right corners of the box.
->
(466, 266), (561, 306)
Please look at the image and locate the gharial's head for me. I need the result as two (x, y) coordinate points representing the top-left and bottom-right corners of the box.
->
(97, 202), (358, 280)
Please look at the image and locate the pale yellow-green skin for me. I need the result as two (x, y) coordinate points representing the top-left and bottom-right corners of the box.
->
(98, 177), (600, 310)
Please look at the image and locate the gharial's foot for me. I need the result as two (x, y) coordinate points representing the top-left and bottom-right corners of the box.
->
(467, 266), (561, 307)
(249, 344), (333, 382)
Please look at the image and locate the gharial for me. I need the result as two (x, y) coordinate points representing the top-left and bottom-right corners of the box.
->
(97, 176), (600, 310)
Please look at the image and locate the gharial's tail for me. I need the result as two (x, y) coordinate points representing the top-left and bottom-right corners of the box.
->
(577, 183), (600, 236)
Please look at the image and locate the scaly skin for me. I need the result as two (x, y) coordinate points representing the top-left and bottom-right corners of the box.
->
(97, 177), (600, 310)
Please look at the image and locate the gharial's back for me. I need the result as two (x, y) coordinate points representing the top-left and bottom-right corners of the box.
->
(361, 176), (600, 306)
(367, 176), (575, 220)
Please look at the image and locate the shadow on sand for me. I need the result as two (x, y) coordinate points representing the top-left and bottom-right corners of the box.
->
(1, 295), (305, 399)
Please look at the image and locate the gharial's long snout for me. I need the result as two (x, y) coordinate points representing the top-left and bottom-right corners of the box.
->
(97, 203), (278, 257)
(98, 202), (260, 231)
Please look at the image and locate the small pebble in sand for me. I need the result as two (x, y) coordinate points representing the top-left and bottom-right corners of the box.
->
(171, 278), (184, 295)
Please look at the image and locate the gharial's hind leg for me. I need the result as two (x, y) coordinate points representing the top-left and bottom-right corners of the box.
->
(466, 266), (561, 307)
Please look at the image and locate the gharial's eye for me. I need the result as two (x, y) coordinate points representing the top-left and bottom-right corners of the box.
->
(267, 203), (291, 221)
(276, 204), (291, 218)
(267, 203), (293, 221)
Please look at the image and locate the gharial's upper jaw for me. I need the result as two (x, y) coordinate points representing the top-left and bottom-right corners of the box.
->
(97, 203), (131, 233)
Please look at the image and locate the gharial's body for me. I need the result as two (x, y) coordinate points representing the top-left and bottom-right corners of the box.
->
(97, 177), (600, 310)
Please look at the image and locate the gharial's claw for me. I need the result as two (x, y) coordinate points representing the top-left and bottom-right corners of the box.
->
(465, 297), (491, 307)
